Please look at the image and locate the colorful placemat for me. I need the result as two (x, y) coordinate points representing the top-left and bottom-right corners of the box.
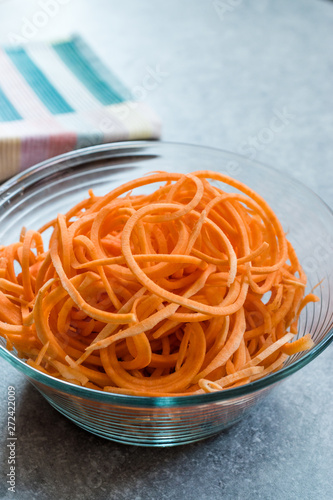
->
(0, 35), (161, 181)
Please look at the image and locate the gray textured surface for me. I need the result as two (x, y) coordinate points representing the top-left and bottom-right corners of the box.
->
(0, 0), (332, 499)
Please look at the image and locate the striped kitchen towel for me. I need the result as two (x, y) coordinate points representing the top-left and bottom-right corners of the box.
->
(0, 35), (161, 181)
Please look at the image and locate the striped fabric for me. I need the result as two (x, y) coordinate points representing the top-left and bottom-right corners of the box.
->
(0, 36), (161, 181)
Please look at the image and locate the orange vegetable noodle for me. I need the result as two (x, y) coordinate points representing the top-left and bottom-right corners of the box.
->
(0, 171), (318, 395)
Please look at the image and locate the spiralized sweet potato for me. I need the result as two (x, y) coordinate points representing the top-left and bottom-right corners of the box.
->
(0, 171), (318, 395)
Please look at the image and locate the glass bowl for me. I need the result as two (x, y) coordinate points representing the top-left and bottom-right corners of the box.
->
(0, 141), (332, 447)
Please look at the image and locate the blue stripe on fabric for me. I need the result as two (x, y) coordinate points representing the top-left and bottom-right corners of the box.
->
(0, 85), (22, 122)
(71, 36), (132, 101)
(53, 38), (127, 106)
(5, 47), (74, 115)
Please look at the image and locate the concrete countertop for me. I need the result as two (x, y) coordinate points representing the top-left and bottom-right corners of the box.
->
(0, 0), (332, 499)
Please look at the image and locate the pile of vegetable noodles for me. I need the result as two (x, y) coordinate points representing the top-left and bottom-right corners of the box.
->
(0, 171), (318, 396)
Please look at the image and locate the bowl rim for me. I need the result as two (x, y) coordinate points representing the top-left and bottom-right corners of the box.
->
(0, 140), (332, 407)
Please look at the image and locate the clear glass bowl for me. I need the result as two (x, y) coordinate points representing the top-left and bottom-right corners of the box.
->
(0, 141), (332, 447)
